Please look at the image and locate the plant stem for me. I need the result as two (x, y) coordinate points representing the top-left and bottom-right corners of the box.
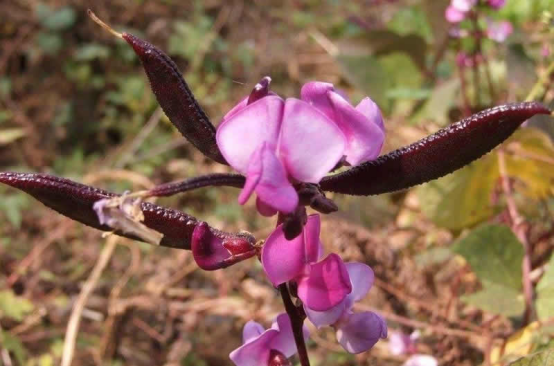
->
(279, 284), (310, 366)
(497, 150), (534, 325)
(525, 59), (554, 102)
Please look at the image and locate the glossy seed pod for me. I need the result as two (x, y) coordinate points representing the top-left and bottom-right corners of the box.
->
(320, 102), (550, 196)
(122, 33), (227, 165)
(0, 172), (254, 256)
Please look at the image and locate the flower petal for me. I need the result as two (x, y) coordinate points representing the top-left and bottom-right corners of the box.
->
(303, 214), (323, 264)
(280, 98), (346, 183)
(335, 312), (387, 354)
(256, 197), (278, 217)
(300, 81), (336, 120)
(403, 355), (438, 366)
(297, 253), (352, 311)
(243, 321), (266, 344)
(269, 313), (309, 358)
(229, 329), (278, 366)
(445, 5), (466, 23)
(238, 142), (298, 214)
(262, 223), (306, 286)
(223, 96), (249, 121)
(356, 97), (385, 132)
(345, 262), (374, 303)
(304, 299), (348, 328)
(388, 331), (412, 356)
(327, 92), (385, 166)
(217, 96), (284, 173)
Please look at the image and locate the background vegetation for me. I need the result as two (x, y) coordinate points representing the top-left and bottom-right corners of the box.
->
(0, 0), (553, 365)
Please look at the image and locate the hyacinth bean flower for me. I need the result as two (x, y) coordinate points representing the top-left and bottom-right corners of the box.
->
(262, 214), (352, 311)
(303, 262), (387, 354)
(229, 313), (309, 366)
(216, 77), (385, 217)
(445, 0), (507, 23)
(486, 20), (513, 42)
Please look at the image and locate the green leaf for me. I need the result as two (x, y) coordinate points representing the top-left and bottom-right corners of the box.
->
(336, 30), (428, 73)
(74, 44), (111, 61)
(461, 280), (525, 317)
(536, 255), (554, 320)
(0, 290), (35, 321)
(418, 128), (554, 231)
(0, 330), (28, 364)
(453, 224), (524, 291)
(410, 78), (460, 126)
(510, 348), (554, 366)
(414, 247), (454, 267)
(335, 54), (389, 108)
(36, 4), (76, 31)
(36, 32), (63, 55)
(418, 154), (498, 231)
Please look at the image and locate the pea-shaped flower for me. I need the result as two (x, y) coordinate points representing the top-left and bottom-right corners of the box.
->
(229, 313), (309, 366)
(216, 78), (384, 216)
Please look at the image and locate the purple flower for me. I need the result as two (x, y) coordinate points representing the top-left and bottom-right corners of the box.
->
(486, 20), (513, 42)
(216, 78), (384, 216)
(445, 0), (477, 23)
(262, 214), (352, 311)
(304, 262), (388, 354)
(389, 331), (418, 356)
(488, 0), (506, 9)
(229, 313), (308, 366)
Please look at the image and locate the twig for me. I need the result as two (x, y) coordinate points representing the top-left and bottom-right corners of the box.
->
(497, 150), (534, 325)
(525, 59), (554, 101)
(62, 236), (119, 366)
(279, 284), (310, 366)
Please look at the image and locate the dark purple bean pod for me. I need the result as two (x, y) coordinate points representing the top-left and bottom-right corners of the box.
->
(320, 102), (551, 196)
(0, 173), (254, 258)
(122, 33), (227, 165)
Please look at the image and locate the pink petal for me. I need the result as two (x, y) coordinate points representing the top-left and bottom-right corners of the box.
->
(191, 222), (232, 271)
(404, 355), (438, 366)
(445, 6), (466, 23)
(335, 312), (387, 354)
(262, 223), (306, 286)
(243, 321), (266, 344)
(280, 98), (346, 183)
(269, 313), (309, 358)
(304, 299), (348, 328)
(345, 262), (374, 303)
(452, 0), (476, 11)
(300, 81), (336, 120)
(297, 253), (352, 311)
(223, 96), (249, 121)
(256, 197), (278, 217)
(356, 97), (384, 132)
(328, 92), (385, 166)
(303, 214), (323, 264)
(238, 143), (298, 214)
(229, 329), (278, 366)
(217, 96), (284, 173)
(388, 332), (412, 356)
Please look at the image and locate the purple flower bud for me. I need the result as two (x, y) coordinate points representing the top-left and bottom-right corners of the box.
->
(192, 222), (256, 270)
(488, 0), (506, 9)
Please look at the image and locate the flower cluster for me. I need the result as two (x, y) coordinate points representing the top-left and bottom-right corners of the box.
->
(230, 313), (309, 366)
(230, 214), (387, 364)
(445, 0), (506, 23)
(216, 77), (384, 217)
(445, 0), (512, 44)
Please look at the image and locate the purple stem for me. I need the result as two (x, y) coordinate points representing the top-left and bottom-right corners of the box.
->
(147, 173), (245, 197)
(278, 284), (310, 366)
